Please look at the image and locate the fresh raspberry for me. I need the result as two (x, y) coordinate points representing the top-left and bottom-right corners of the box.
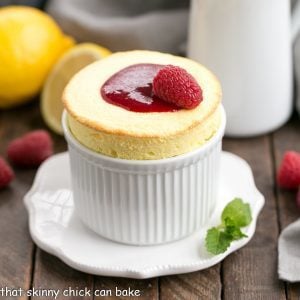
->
(153, 65), (203, 109)
(7, 130), (53, 168)
(0, 156), (14, 189)
(277, 151), (300, 189)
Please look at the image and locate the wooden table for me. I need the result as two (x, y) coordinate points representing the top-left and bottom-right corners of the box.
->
(1, 102), (300, 300)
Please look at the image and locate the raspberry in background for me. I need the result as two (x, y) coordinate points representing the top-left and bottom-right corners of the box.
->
(153, 65), (203, 109)
(0, 157), (14, 189)
(277, 151), (300, 189)
(7, 130), (53, 168)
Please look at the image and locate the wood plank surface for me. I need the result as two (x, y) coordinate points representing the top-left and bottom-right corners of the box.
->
(0, 103), (39, 300)
(222, 137), (286, 300)
(160, 266), (221, 300)
(273, 115), (300, 300)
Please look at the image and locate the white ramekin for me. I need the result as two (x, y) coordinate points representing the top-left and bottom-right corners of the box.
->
(62, 106), (226, 245)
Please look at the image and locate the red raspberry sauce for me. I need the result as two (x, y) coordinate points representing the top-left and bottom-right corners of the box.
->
(100, 64), (180, 112)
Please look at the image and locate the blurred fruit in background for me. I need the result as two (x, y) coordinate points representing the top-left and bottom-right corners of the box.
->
(41, 43), (111, 135)
(0, 6), (74, 109)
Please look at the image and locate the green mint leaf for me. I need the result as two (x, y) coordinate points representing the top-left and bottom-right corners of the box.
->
(205, 227), (232, 255)
(221, 198), (252, 228)
(224, 217), (247, 240)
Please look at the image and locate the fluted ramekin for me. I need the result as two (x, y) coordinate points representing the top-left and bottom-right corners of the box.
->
(62, 106), (226, 245)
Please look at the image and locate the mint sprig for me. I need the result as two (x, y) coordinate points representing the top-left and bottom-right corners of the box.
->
(205, 198), (252, 255)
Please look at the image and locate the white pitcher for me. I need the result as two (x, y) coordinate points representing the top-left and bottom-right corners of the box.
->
(188, 0), (300, 136)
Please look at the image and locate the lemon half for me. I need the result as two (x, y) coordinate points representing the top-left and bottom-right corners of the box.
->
(41, 43), (111, 135)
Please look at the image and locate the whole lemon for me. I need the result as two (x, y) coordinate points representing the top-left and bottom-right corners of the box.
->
(0, 6), (74, 109)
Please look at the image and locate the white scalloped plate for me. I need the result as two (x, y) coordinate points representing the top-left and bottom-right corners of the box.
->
(24, 151), (264, 279)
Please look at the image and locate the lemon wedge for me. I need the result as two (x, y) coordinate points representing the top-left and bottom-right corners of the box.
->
(41, 43), (111, 135)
